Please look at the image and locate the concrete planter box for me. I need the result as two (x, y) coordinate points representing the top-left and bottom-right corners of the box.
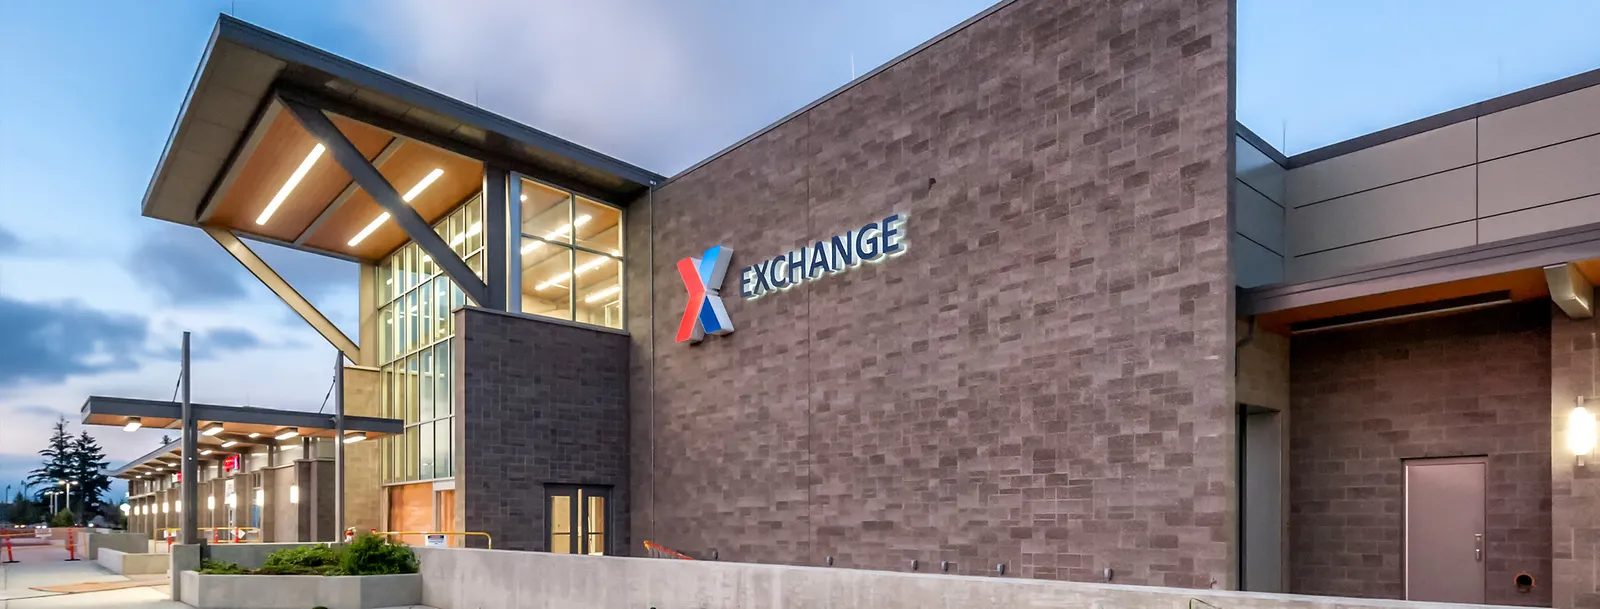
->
(179, 570), (421, 609)
(97, 548), (168, 576)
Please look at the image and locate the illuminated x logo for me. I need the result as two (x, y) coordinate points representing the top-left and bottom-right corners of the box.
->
(676, 246), (735, 343)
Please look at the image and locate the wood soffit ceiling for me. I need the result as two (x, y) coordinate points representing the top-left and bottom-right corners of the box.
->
(206, 109), (484, 262)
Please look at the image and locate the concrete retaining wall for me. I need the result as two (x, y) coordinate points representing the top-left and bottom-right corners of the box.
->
(170, 542), (336, 600)
(97, 548), (169, 575)
(79, 530), (148, 560)
(415, 547), (1524, 609)
(179, 571), (420, 609)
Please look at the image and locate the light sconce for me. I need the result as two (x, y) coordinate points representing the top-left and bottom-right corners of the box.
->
(290, 485), (300, 504)
(1571, 397), (1597, 466)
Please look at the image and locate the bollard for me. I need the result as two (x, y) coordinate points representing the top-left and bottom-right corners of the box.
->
(64, 533), (79, 562)
(2, 537), (16, 564)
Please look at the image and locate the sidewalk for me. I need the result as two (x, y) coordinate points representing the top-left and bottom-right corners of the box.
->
(1, 543), (182, 609)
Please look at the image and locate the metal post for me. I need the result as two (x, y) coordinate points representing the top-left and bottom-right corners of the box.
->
(181, 331), (200, 545)
(334, 351), (346, 539)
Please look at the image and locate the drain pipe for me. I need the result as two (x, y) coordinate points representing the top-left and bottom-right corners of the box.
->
(1234, 314), (1256, 374)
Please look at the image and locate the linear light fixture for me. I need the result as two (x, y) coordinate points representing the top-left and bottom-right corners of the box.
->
(201, 424), (225, 436)
(221, 440), (238, 448)
(520, 215), (591, 254)
(275, 429), (300, 441)
(343, 432), (367, 444)
(450, 221), (483, 247)
(537, 253), (613, 291)
(248, 433), (261, 439)
(256, 144), (326, 225)
(348, 168), (444, 246)
(123, 417), (141, 432)
(200, 449), (213, 456)
(583, 285), (621, 304)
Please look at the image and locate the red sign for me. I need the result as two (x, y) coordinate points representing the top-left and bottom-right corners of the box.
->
(224, 454), (241, 472)
(174, 472), (182, 482)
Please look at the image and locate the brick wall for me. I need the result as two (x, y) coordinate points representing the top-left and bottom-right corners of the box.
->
(1551, 305), (1600, 609)
(455, 307), (630, 552)
(629, 0), (1235, 588)
(1289, 302), (1552, 606)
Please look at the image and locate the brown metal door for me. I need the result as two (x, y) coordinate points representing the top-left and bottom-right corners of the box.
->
(1405, 458), (1486, 603)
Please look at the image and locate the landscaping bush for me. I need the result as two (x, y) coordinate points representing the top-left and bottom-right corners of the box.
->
(261, 543), (340, 574)
(198, 559), (247, 575)
(338, 533), (418, 576)
(48, 509), (74, 528)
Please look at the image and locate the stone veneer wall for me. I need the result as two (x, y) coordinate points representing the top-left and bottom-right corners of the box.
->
(1289, 303), (1552, 606)
(454, 307), (630, 552)
(1551, 304), (1600, 609)
(628, 0), (1235, 587)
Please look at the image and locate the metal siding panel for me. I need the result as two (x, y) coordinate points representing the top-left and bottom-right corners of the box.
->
(1479, 193), (1600, 244)
(1478, 84), (1600, 160)
(1234, 180), (1284, 254)
(1287, 166), (1476, 256)
(1479, 134), (1600, 216)
(1287, 222), (1477, 283)
(1235, 136), (1285, 203)
(1286, 120), (1476, 207)
(1234, 234), (1284, 288)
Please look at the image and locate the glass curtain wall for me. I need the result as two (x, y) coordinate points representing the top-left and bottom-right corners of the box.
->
(378, 197), (484, 484)
(518, 178), (624, 328)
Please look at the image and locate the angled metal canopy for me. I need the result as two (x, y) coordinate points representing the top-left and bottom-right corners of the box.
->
(279, 95), (492, 307)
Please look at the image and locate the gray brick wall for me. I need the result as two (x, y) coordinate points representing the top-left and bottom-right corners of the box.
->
(455, 307), (630, 552)
(1551, 304), (1600, 609)
(1289, 302), (1552, 606)
(629, 0), (1235, 588)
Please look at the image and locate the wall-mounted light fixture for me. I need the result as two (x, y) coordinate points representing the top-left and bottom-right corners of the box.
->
(289, 485), (300, 504)
(1571, 397), (1597, 466)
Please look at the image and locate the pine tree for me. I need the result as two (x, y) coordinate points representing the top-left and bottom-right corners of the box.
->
(69, 431), (111, 517)
(26, 417), (74, 501)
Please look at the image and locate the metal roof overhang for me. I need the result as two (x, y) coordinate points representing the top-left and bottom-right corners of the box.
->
(84, 395), (403, 479)
(140, 14), (664, 252)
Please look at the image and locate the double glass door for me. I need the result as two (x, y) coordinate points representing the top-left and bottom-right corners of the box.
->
(547, 485), (608, 555)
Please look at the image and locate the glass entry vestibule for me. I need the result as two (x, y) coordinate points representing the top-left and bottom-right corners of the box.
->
(547, 485), (609, 555)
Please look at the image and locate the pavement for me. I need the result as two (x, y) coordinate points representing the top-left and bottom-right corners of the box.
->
(0, 542), (182, 609)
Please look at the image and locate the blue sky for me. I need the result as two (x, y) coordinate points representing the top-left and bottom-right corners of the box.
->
(3, 0), (1600, 506)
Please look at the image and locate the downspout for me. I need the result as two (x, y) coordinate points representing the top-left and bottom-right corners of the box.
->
(646, 182), (657, 543)
(1234, 314), (1256, 375)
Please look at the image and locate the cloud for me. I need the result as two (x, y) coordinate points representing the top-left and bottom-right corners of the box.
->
(0, 224), (18, 255)
(14, 405), (65, 419)
(0, 296), (149, 386)
(202, 327), (263, 351)
(125, 224), (353, 306)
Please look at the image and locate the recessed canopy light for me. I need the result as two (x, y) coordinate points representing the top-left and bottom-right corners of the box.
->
(200, 449), (213, 456)
(348, 168), (444, 246)
(124, 417), (142, 432)
(221, 440), (238, 448)
(342, 433), (367, 444)
(248, 433), (262, 439)
(275, 429), (300, 441)
(256, 144), (325, 225)
(201, 424), (224, 436)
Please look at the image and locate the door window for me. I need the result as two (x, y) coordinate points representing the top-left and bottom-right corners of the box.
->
(547, 485), (609, 555)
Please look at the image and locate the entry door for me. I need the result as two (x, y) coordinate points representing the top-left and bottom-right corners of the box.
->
(1405, 458), (1486, 603)
(547, 485), (609, 555)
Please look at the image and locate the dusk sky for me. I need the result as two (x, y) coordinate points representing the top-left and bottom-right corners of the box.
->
(2, 0), (1600, 507)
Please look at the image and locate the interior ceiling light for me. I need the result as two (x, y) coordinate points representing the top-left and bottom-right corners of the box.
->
(583, 285), (621, 304)
(221, 440), (238, 448)
(275, 429), (300, 441)
(348, 168), (444, 247)
(123, 417), (142, 432)
(521, 215), (591, 254)
(256, 143), (325, 225)
(537, 253), (612, 291)
(201, 424), (224, 436)
(450, 221), (483, 247)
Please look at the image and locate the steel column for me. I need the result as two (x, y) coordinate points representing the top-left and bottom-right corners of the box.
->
(334, 352), (346, 539)
(483, 165), (509, 310)
(180, 332), (199, 545)
(279, 97), (491, 307)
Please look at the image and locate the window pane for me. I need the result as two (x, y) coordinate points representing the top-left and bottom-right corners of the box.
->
(550, 494), (572, 553)
(377, 263), (393, 304)
(395, 357), (409, 424)
(574, 250), (622, 329)
(389, 251), (403, 301)
(468, 252), (482, 280)
(406, 291), (420, 353)
(405, 426), (418, 481)
(574, 197), (622, 255)
(435, 418), (451, 478)
(407, 354), (420, 423)
(419, 249), (435, 280)
(420, 281), (434, 344)
(379, 305), (393, 363)
(434, 342), (451, 415)
(520, 242), (572, 320)
(520, 180), (573, 243)
(419, 422), (434, 480)
(434, 277), (450, 339)
(466, 198), (483, 253)
(420, 349), (434, 421)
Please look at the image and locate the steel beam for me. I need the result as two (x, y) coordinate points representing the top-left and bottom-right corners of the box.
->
(204, 226), (360, 361)
(295, 137), (405, 246)
(279, 97), (492, 307)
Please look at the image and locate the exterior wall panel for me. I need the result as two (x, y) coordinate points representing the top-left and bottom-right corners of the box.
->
(1479, 193), (1600, 244)
(1236, 135), (1286, 202)
(633, 0), (1235, 588)
(1286, 121), (1476, 207)
(1286, 166), (1476, 256)
(1235, 181), (1284, 255)
(1235, 234), (1283, 288)
(1478, 84), (1600, 160)
(1286, 222), (1476, 283)
(1479, 133), (1600, 217)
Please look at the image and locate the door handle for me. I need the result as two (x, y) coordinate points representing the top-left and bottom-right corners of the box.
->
(1475, 533), (1484, 562)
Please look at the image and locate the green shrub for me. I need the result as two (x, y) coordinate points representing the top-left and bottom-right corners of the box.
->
(198, 559), (247, 575)
(261, 544), (340, 573)
(48, 510), (74, 528)
(338, 533), (417, 575)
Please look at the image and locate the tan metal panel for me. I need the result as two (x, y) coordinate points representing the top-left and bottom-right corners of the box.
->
(1478, 193), (1600, 243)
(1478, 84), (1600, 160)
(1479, 134), (1600, 216)
(1235, 180), (1284, 254)
(1286, 222), (1477, 283)
(1287, 167), (1476, 256)
(1286, 120), (1476, 207)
